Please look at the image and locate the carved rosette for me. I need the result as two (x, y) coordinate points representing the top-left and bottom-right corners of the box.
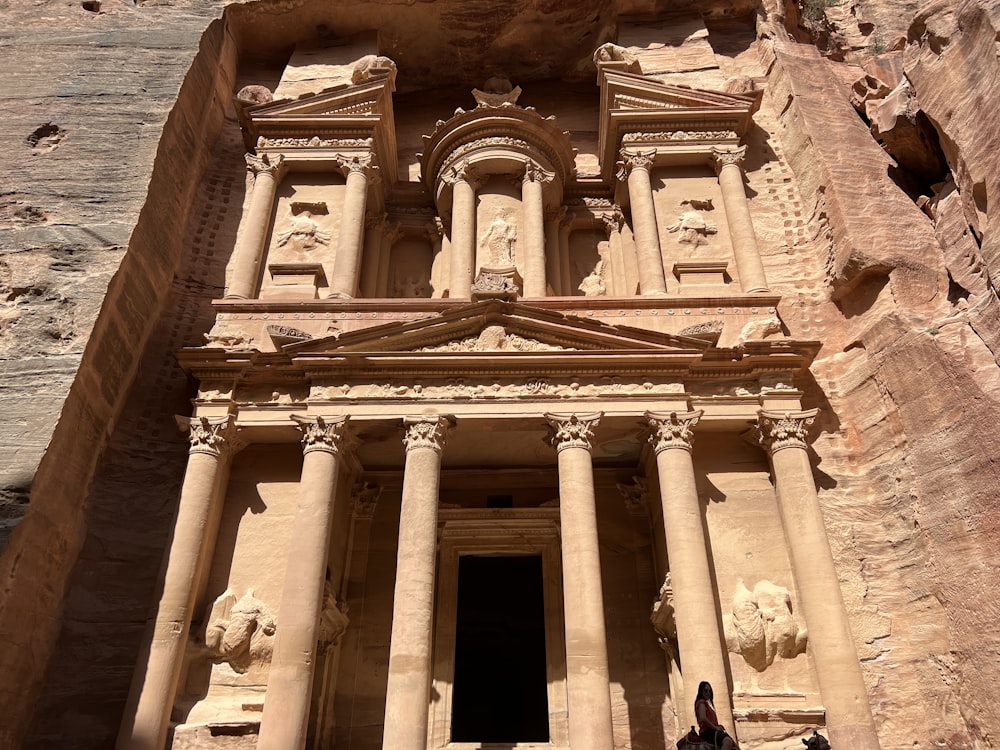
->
(291, 415), (350, 455)
(402, 416), (452, 453)
(615, 149), (656, 181)
(245, 152), (286, 180)
(711, 145), (747, 173)
(176, 414), (237, 457)
(351, 481), (382, 520)
(523, 161), (555, 185)
(646, 410), (703, 454)
(333, 152), (377, 179)
(545, 412), (602, 452)
(756, 409), (819, 454)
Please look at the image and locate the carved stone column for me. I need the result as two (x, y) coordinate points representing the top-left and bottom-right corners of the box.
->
(227, 154), (285, 299)
(377, 220), (403, 298)
(558, 209), (574, 296)
(646, 411), (735, 733)
(329, 153), (377, 299)
(359, 213), (385, 298)
(446, 162), (480, 299)
(118, 415), (238, 750)
(757, 410), (880, 750)
(382, 417), (451, 750)
(602, 211), (626, 296)
(618, 150), (667, 295)
(545, 413), (615, 750)
(522, 162), (552, 298)
(712, 146), (770, 293)
(257, 416), (350, 750)
(544, 207), (565, 295)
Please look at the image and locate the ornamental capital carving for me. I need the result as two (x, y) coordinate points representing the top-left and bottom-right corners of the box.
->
(646, 410), (703, 453)
(545, 412), (602, 452)
(616, 149), (656, 181)
(291, 414), (350, 455)
(711, 145), (747, 172)
(365, 211), (385, 231)
(442, 160), (482, 190)
(756, 409), (819, 453)
(351, 481), (382, 520)
(245, 152), (286, 180)
(176, 414), (237, 457)
(402, 416), (452, 453)
(333, 152), (377, 178)
(523, 161), (555, 185)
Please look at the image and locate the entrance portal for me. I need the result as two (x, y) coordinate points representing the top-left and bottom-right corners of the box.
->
(451, 555), (550, 743)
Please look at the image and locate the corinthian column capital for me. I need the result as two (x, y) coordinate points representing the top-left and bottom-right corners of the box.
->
(523, 161), (555, 184)
(545, 412), (602, 452)
(616, 148), (656, 181)
(291, 414), (350, 455)
(175, 414), (238, 457)
(402, 416), (452, 453)
(711, 145), (747, 173)
(443, 160), (482, 190)
(646, 410), (703, 454)
(245, 152), (286, 179)
(334, 152), (377, 178)
(756, 409), (819, 453)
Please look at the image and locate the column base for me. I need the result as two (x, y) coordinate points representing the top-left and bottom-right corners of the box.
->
(325, 291), (355, 300)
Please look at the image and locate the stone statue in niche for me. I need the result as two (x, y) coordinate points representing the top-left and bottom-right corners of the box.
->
(204, 588), (276, 673)
(480, 210), (517, 266)
(317, 580), (350, 653)
(275, 201), (331, 254)
(578, 259), (607, 297)
(667, 198), (718, 248)
(723, 579), (807, 672)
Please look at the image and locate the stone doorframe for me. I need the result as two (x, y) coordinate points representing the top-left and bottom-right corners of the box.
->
(429, 508), (569, 750)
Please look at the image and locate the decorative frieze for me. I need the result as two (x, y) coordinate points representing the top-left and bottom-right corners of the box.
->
(256, 136), (374, 149)
(646, 410), (703, 453)
(622, 130), (738, 143)
(756, 409), (819, 453)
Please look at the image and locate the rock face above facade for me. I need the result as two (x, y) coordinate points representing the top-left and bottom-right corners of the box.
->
(0, 0), (999, 748)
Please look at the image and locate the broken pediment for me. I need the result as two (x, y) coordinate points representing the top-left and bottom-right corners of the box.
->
(597, 68), (757, 179)
(240, 77), (398, 183)
(284, 301), (711, 356)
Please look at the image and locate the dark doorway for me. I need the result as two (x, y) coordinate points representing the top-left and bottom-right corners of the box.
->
(451, 555), (550, 743)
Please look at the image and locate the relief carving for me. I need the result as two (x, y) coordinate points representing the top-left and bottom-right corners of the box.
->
(351, 54), (397, 87)
(593, 42), (641, 74)
(723, 579), (808, 671)
(480, 211), (517, 266)
(622, 130), (739, 143)
(418, 325), (575, 353)
(737, 314), (783, 343)
(471, 268), (521, 300)
(275, 202), (331, 252)
(204, 589), (276, 674)
(317, 581), (350, 653)
(666, 200), (718, 248)
(577, 259), (607, 297)
(472, 75), (522, 107)
(204, 327), (255, 350)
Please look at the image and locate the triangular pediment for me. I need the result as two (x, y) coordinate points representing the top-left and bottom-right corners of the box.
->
(247, 78), (391, 121)
(597, 69), (757, 179)
(285, 301), (711, 356)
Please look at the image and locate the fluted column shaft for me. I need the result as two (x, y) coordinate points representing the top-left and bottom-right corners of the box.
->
(546, 413), (614, 750)
(758, 411), (879, 750)
(522, 163), (551, 298)
(118, 416), (237, 750)
(381, 417), (451, 750)
(647, 411), (734, 733)
(330, 154), (375, 299)
(258, 416), (350, 750)
(447, 164), (478, 299)
(619, 150), (667, 295)
(227, 154), (284, 299)
(713, 147), (770, 293)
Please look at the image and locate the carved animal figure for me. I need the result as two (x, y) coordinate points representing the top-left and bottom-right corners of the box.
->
(205, 589), (276, 674)
(802, 730), (831, 750)
(667, 210), (718, 247)
(724, 579), (807, 671)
